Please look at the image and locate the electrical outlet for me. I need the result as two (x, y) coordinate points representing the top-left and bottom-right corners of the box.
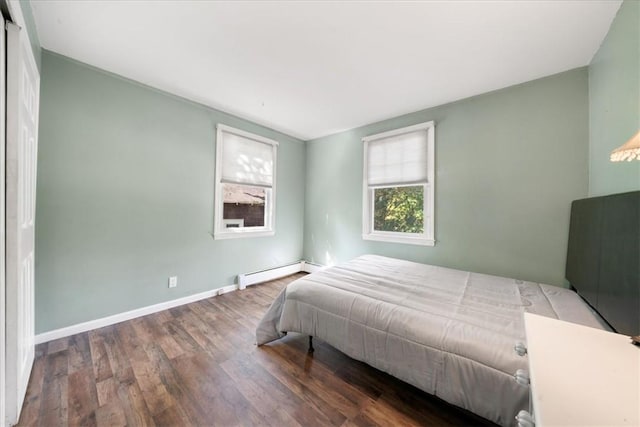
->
(168, 276), (178, 288)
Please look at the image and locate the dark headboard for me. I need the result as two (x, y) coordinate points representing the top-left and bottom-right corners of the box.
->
(566, 191), (639, 335)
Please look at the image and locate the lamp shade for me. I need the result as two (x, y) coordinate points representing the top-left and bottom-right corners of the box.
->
(610, 130), (640, 162)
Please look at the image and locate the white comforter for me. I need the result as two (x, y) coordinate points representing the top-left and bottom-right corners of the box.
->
(256, 255), (605, 426)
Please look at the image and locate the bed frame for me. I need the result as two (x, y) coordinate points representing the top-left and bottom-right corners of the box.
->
(566, 190), (640, 336)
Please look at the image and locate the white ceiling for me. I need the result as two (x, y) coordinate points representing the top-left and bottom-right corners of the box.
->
(31, 1), (621, 141)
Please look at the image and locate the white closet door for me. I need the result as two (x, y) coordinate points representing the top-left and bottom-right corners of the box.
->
(5, 21), (39, 425)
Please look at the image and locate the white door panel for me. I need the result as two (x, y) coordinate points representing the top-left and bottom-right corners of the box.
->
(5, 21), (39, 426)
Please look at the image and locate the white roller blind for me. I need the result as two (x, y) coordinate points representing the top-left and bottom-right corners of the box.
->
(221, 131), (274, 187)
(367, 129), (428, 186)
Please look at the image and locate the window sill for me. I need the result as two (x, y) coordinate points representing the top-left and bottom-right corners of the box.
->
(362, 233), (435, 246)
(214, 229), (275, 240)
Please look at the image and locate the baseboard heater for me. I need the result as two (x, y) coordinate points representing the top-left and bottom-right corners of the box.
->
(237, 260), (325, 289)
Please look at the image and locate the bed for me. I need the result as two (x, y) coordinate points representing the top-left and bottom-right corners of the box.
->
(256, 191), (638, 426)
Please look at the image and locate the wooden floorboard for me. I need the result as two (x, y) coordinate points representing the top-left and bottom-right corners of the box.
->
(18, 273), (496, 426)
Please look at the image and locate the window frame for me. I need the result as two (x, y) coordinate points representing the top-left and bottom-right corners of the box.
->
(362, 121), (435, 246)
(214, 124), (278, 240)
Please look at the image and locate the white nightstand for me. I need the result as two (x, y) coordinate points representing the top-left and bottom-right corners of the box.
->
(517, 313), (640, 426)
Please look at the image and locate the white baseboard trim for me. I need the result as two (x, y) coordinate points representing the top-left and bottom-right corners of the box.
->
(35, 260), (326, 345)
(34, 284), (236, 345)
(217, 284), (238, 295)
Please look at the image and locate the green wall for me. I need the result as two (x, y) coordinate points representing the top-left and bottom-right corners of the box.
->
(589, 0), (639, 196)
(304, 69), (589, 286)
(36, 51), (305, 333)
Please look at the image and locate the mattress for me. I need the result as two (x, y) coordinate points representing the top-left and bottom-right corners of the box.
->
(256, 255), (605, 426)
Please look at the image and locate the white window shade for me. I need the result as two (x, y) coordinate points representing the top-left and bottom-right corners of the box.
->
(367, 130), (428, 186)
(221, 131), (274, 187)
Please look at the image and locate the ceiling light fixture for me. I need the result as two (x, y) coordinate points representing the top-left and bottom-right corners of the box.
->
(610, 130), (640, 162)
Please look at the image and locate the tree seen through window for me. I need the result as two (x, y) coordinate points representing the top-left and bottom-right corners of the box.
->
(373, 186), (424, 233)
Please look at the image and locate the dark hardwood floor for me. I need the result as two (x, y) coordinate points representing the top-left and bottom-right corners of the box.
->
(17, 273), (495, 426)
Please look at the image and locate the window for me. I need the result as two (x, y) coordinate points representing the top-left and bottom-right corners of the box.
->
(362, 121), (435, 246)
(214, 124), (278, 239)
